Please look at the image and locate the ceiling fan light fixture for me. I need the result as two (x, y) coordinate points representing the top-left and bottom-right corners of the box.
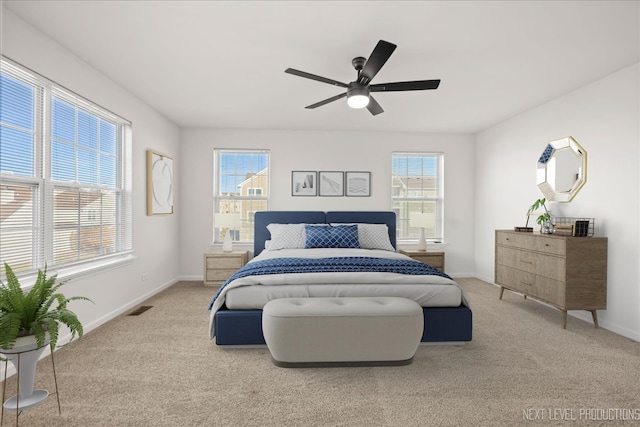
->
(285, 40), (440, 115)
(346, 85), (370, 109)
(347, 94), (369, 109)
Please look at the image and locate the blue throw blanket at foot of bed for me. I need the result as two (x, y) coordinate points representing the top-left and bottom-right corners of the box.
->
(208, 256), (452, 310)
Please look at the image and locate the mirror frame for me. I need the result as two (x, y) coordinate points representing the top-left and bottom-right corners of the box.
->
(536, 136), (587, 202)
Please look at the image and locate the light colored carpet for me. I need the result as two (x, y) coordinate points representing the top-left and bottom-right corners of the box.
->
(4, 278), (639, 426)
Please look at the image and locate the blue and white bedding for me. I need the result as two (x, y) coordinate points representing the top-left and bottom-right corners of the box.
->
(207, 248), (466, 339)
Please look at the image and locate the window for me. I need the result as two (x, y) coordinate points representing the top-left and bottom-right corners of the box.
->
(391, 152), (444, 242)
(213, 149), (269, 243)
(0, 57), (132, 277)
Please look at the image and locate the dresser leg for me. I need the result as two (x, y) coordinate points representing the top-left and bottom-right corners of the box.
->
(562, 310), (567, 329)
(591, 310), (599, 328)
(499, 286), (505, 300)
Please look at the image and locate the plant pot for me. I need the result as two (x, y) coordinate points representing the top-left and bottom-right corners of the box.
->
(1, 334), (50, 413)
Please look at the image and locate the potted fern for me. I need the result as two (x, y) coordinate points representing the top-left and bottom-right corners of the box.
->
(0, 263), (91, 412)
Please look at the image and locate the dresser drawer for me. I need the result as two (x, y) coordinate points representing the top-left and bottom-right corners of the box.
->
(534, 253), (566, 281)
(537, 276), (566, 307)
(496, 231), (530, 250)
(496, 264), (541, 298)
(496, 246), (536, 274)
(535, 236), (566, 256)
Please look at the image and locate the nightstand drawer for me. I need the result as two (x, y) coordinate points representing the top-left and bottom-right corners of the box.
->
(399, 250), (445, 272)
(206, 256), (245, 270)
(203, 251), (248, 286)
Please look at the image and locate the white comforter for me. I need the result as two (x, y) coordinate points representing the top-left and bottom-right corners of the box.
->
(208, 248), (464, 339)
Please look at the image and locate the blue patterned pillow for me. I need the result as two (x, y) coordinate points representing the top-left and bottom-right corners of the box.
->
(304, 224), (360, 249)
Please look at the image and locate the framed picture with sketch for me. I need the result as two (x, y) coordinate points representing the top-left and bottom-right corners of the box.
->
(147, 150), (174, 215)
(318, 171), (344, 196)
(291, 171), (317, 196)
(345, 171), (371, 197)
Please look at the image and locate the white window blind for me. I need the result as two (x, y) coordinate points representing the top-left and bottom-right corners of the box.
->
(392, 152), (444, 242)
(0, 57), (132, 277)
(213, 149), (269, 243)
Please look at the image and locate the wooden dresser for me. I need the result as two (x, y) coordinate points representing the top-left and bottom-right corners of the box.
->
(494, 230), (607, 328)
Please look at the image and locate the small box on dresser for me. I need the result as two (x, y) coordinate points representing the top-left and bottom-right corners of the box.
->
(203, 251), (248, 286)
(494, 230), (607, 329)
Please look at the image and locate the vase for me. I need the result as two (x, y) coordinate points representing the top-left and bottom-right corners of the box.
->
(1, 335), (50, 413)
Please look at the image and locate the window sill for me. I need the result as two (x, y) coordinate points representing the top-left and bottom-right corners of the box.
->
(397, 241), (449, 251)
(14, 253), (135, 289)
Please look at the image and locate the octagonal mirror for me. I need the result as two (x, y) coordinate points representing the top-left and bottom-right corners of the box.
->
(536, 136), (587, 202)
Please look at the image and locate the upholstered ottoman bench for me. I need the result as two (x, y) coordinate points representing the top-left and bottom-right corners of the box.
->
(262, 297), (424, 367)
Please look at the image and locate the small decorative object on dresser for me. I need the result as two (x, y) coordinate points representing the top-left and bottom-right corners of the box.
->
(203, 251), (248, 287)
(494, 230), (607, 329)
(524, 198), (552, 234)
(399, 249), (445, 272)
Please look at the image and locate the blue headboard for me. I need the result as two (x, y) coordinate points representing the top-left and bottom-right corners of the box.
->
(254, 211), (325, 255)
(253, 211), (396, 256)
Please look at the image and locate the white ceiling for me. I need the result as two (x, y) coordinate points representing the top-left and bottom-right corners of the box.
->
(4, 1), (639, 134)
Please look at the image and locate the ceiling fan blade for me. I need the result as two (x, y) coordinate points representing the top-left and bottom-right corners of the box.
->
(370, 79), (441, 92)
(285, 68), (348, 88)
(305, 92), (347, 109)
(366, 95), (384, 116)
(358, 40), (397, 86)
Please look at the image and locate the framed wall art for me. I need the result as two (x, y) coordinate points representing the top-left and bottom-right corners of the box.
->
(318, 171), (344, 196)
(291, 171), (317, 196)
(345, 171), (371, 197)
(147, 150), (174, 215)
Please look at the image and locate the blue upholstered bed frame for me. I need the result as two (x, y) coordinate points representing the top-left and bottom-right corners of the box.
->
(214, 211), (472, 345)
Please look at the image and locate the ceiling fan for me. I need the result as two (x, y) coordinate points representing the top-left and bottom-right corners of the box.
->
(285, 40), (440, 116)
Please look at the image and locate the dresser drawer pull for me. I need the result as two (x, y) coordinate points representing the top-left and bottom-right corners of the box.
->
(520, 281), (533, 286)
(520, 260), (532, 264)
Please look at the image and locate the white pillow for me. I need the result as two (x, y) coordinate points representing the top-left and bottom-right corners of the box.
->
(330, 223), (395, 251)
(266, 223), (305, 250)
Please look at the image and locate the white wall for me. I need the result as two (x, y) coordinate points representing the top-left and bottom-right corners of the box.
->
(475, 63), (640, 340)
(5, 5), (637, 345)
(2, 10), (182, 337)
(179, 129), (476, 277)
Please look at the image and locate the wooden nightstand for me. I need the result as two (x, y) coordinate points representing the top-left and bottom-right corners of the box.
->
(203, 251), (248, 286)
(399, 249), (445, 272)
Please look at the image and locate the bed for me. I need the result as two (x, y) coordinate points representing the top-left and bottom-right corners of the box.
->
(208, 211), (472, 346)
